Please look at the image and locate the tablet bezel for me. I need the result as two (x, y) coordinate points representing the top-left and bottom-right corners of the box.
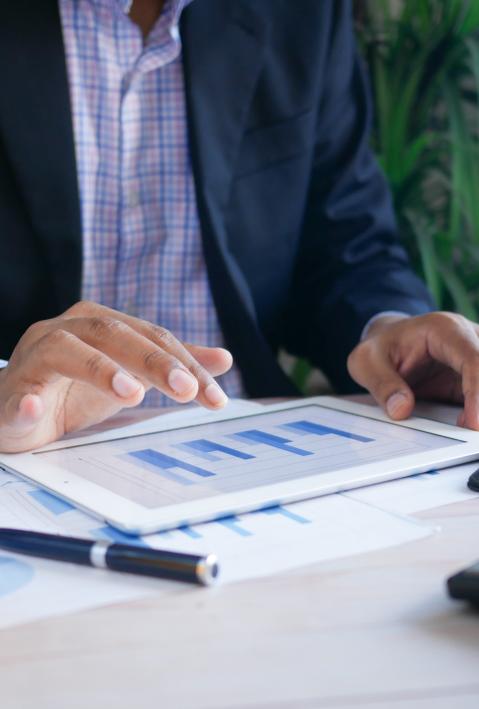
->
(1, 396), (478, 535)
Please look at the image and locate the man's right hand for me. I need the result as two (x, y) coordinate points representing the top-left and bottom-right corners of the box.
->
(0, 301), (233, 453)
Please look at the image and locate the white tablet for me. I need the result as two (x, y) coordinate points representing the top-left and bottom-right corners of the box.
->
(1, 396), (478, 535)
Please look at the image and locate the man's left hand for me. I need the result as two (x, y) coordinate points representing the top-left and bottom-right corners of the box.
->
(347, 312), (479, 429)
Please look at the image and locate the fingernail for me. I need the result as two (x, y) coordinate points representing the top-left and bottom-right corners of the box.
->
(112, 371), (142, 398)
(168, 368), (197, 396)
(386, 392), (409, 418)
(218, 348), (233, 364)
(205, 383), (228, 407)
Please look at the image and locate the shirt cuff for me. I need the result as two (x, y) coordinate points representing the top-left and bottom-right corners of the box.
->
(360, 312), (410, 342)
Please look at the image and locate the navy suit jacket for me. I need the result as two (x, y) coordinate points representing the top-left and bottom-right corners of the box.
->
(0, 0), (433, 396)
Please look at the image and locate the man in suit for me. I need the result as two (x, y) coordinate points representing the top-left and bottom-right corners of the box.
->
(0, 0), (477, 452)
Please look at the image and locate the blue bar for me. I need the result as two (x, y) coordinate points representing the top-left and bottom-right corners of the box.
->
(174, 443), (218, 462)
(216, 516), (253, 537)
(0, 557), (34, 598)
(129, 449), (215, 479)
(92, 526), (149, 547)
(177, 525), (202, 539)
(278, 424), (310, 437)
(261, 505), (311, 524)
(412, 469), (440, 480)
(178, 439), (255, 462)
(121, 453), (194, 486)
(28, 489), (75, 515)
(231, 430), (313, 456)
(280, 420), (374, 443)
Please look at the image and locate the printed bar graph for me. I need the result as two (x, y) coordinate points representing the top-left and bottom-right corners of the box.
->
(261, 505), (311, 524)
(177, 525), (202, 539)
(128, 449), (215, 479)
(176, 439), (255, 462)
(412, 469), (440, 480)
(280, 420), (374, 443)
(0, 557), (34, 598)
(230, 430), (313, 457)
(28, 489), (75, 516)
(216, 515), (253, 537)
(92, 525), (149, 547)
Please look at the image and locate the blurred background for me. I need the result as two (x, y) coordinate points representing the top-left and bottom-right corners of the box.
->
(290, 0), (479, 392)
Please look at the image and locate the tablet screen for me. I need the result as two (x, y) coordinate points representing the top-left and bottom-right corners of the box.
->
(34, 404), (463, 509)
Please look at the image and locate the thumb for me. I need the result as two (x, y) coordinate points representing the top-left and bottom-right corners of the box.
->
(348, 344), (415, 420)
(1, 392), (44, 430)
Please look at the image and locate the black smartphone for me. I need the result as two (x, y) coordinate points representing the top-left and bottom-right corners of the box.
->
(447, 562), (479, 608)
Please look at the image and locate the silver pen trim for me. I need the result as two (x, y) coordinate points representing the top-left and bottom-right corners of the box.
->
(89, 540), (110, 569)
(195, 553), (219, 586)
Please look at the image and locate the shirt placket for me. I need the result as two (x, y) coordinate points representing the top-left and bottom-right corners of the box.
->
(115, 30), (144, 317)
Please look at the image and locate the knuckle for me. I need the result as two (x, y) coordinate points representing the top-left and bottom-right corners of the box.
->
(151, 326), (175, 349)
(347, 341), (373, 374)
(88, 317), (123, 339)
(23, 319), (49, 340)
(66, 299), (96, 316)
(187, 361), (207, 383)
(428, 311), (465, 330)
(84, 352), (107, 379)
(42, 328), (73, 350)
(142, 348), (170, 372)
(36, 330), (75, 368)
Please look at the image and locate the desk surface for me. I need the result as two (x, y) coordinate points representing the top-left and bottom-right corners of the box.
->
(1, 400), (479, 709)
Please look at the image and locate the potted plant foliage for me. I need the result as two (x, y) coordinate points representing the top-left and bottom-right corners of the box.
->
(356, 0), (479, 317)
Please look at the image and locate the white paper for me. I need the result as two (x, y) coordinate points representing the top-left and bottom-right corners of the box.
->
(0, 398), (434, 629)
(140, 494), (432, 584)
(0, 479), (432, 629)
(343, 462), (477, 515)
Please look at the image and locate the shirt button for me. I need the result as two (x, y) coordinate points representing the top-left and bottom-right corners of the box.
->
(126, 190), (140, 208)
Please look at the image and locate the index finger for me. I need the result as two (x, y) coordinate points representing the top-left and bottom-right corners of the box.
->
(64, 301), (230, 409)
(423, 315), (479, 429)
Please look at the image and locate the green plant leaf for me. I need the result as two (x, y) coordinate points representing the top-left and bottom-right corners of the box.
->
(439, 263), (478, 319)
(357, 0), (479, 319)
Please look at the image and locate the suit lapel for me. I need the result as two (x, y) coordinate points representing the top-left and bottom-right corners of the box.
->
(0, 0), (296, 395)
(181, 0), (267, 213)
(181, 0), (266, 324)
(181, 0), (298, 396)
(0, 0), (82, 311)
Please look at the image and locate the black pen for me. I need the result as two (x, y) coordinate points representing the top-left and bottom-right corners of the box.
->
(0, 528), (219, 586)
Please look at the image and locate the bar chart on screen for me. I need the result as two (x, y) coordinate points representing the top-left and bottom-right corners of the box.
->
(37, 404), (459, 511)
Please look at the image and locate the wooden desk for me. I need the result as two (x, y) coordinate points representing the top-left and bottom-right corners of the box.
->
(1, 402), (479, 709)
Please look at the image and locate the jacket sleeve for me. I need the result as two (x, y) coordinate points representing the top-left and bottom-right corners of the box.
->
(283, 0), (434, 392)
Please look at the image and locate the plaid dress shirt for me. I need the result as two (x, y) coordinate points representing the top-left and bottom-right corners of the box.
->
(59, 0), (245, 405)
